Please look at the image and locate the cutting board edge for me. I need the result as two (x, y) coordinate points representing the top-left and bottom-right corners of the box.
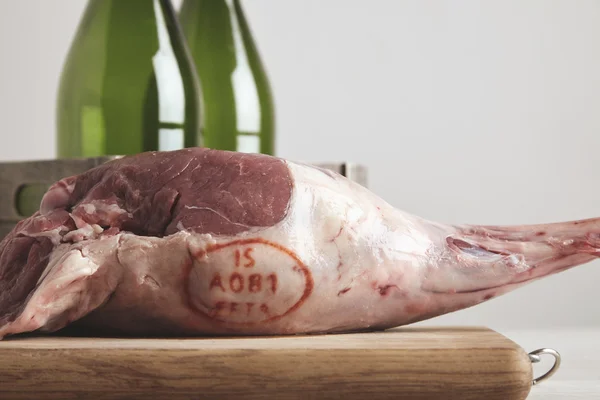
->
(0, 326), (533, 400)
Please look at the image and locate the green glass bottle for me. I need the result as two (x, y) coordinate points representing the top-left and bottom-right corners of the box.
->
(56, 0), (203, 158)
(179, 0), (275, 155)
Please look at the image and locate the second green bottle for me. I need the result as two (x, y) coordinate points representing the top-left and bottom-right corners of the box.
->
(179, 0), (276, 155)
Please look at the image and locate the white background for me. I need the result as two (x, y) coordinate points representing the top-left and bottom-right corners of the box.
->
(0, 0), (599, 331)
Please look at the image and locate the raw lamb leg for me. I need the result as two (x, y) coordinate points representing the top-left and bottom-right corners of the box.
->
(0, 147), (598, 338)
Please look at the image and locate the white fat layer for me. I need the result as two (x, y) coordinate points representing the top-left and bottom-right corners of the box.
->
(22, 226), (68, 246)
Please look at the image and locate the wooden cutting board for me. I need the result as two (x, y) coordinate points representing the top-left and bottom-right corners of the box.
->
(0, 326), (533, 400)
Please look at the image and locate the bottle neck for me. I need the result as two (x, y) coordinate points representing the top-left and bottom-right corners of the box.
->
(84, 0), (174, 10)
(74, 0), (186, 49)
(80, 0), (178, 24)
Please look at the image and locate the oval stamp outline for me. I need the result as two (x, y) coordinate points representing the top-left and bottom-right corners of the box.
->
(187, 238), (314, 325)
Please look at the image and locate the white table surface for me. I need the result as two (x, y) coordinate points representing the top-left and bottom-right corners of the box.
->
(498, 328), (600, 399)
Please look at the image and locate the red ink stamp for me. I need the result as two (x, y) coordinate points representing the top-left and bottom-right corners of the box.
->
(187, 238), (313, 325)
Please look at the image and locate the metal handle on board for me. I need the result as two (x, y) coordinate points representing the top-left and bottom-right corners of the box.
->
(529, 348), (561, 385)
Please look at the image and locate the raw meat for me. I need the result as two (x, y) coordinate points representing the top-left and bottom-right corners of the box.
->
(0, 147), (598, 338)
